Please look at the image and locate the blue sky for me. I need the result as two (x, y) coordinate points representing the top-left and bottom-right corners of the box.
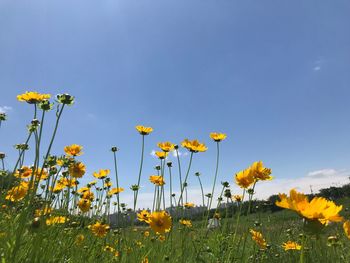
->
(1, 0), (350, 208)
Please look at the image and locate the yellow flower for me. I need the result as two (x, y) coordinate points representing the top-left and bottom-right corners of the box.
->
(52, 182), (66, 193)
(149, 175), (165, 186)
(141, 257), (149, 263)
(108, 187), (124, 196)
(17, 91), (51, 104)
(14, 166), (32, 178)
(5, 181), (29, 202)
(184, 202), (195, 209)
(157, 142), (175, 152)
(78, 199), (91, 213)
(57, 177), (78, 187)
(56, 158), (65, 167)
(179, 219), (192, 228)
(181, 139), (207, 153)
(75, 234), (85, 245)
(276, 189), (343, 225)
(213, 212), (221, 219)
(250, 161), (272, 181)
(104, 245), (115, 252)
(148, 211), (172, 233)
(143, 231), (150, 237)
(136, 125), (153, 135)
(77, 187), (90, 193)
(88, 180), (97, 186)
(69, 162), (86, 178)
(64, 144), (83, 157)
(158, 235), (166, 242)
(34, 206), (52, 217)
(15, 166), (48, 181)
(250, 229), (267, 249)
(88, 221), (110, 237)
(235, 168), (255, 189)
(232, 195), (243, 202)
(137, 210), (151, 223)
(209, 132), (227, 142)
(282, 241), (302, 251)
(104, 181), (112, 188)
(154, 151), (168, 159)
(93, 169), (110, 179)
(343, 221), (350, 239)
(46, 216), (68, 225)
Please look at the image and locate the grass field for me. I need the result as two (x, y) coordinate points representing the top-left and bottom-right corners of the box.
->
(1, 92), (350, 263)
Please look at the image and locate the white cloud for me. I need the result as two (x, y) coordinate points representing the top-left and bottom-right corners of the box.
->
(172, 150), (188, 158)
(150, 149), (188, 159)
(313, 58), (325, 72)
(307, 168), (338, 178)
(254, 168), (350, 200)
(0, 106), (12, 113)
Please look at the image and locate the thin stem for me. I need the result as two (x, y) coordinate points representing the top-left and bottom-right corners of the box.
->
(112, 151), (121, 226)
(208, 142), (220, 211)
(168, 166), (173, 213)
(177, 152), (194, 207)
(175, 147), (183, 207)
(134, 135), (145, 211)
(197, 175), (205, 207)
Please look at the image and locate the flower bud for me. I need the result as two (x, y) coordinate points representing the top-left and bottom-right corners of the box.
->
(57, 93), (75, 105)
(111, 146), (119, 152)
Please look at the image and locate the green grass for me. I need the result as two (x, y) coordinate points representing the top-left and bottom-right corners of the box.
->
(1, 199), (350, 263)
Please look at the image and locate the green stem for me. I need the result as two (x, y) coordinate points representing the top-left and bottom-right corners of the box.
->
(177, 152), (194, 207)
(112, 151), (121, 226)
(197, 175), (205, 207)
(208, 142), (220, 211)
(175, 148), (183, 207)
(134, 135), (145, 211)
(168, 166), (173, 213)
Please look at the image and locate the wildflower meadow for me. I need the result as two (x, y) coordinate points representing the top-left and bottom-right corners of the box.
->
(0, 91), (349, 263)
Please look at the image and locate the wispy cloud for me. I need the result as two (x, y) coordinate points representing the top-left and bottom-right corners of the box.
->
(150, 149), (188, 159)
(0, 106), (12, 113)
(172, 150), (188, 158)
(313, 58), (325, 72)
